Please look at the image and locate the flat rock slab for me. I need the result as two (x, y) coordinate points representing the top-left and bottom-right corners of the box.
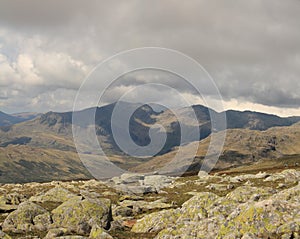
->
(108, 173), (175, 195)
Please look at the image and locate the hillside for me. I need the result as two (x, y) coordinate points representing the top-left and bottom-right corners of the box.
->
(0, 103), (300, 183)
(0, 111), (24, 126)
(132, 122), (300, 174)
(0, 111), (40, 127)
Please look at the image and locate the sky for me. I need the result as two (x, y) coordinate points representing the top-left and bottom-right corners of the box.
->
(0, 0), (300, 116)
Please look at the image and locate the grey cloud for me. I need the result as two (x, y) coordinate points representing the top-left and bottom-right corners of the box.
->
(0, 0), (299, 113)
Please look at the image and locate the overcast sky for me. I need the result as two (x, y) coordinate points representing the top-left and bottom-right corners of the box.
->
(0, 0), (300, 116)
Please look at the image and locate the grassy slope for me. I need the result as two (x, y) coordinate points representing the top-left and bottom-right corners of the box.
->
(131, 123), (300, 173)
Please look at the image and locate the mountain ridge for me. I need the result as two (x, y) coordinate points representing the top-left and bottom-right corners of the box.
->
(0, 102), (300, 183)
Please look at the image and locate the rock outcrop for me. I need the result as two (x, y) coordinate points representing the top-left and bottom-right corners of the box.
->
(0, 169), (298, 238)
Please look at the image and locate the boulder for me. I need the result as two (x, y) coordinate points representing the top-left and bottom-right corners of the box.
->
(108, 173), (174, 194)
(134, 192), (220, 237)
(30, 186), (77, 203)
(219, 199), (300, 238)
(114, 185), (157, 195)
(225, 186), (273, 203)
(52, 197), (112, 234)
(2, 201), (48, 232)
(197, 170), (211, 181)
(131, 209), (179, 233)
(120, 173), (144, 184)
(143, 175), (174, 191)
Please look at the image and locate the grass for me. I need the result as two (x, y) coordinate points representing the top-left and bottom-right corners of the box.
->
(214, 154), (300, 175)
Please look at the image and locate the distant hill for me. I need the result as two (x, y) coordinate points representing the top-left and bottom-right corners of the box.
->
(226, 110), (300, 130)
(11, 112), (41, 122)
(0, 102), (299, 182)
(132, 122), (300, 175)
(0, 111), (23, 126)
(0, 111), (39, 126)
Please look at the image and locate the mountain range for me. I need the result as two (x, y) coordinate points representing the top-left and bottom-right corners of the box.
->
(0, 102), (299, 183)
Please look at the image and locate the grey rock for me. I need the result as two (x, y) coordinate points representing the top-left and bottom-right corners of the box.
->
(109, 173), (175, 195)
(0, 230), (11, 239)
(114, 184), (157, 195)
(30, 186), (77, 203)
(44, 228), (70, 239)
(2, 201), (48, 232)
(52, 196), (112, 234)
(89, 225), (113, 239)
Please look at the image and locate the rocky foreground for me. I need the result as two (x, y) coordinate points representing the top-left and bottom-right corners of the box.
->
(0, 169), (299, 239)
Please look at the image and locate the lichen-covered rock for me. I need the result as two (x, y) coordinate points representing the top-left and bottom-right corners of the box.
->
(108, 173), (175, 194)
(112, 205), (133, 218)
(271, 182), (300, 203)
(81, 179), (106, 188)
(89, 225), (113, 239)
(229, 172), (269, 182)
(0, 192), (26, 213)
(225, 186), (273, 203)
(30, 186), (77, 203)
(133, 192), (219, 237)
(155, 193), (221, 238)
(131, 209), (179, 233)
(44, 228), (70, 238)
(5, 192), (26, 205)
(2, 201), (48, 232)
(152, 181), (300, 239)
(119, 195), (143, 202)
(181, 192), (219, 210)
(110, 173), (144, 185)
(0, 168), (298, 238)
(198, 170), (209, 178)
(0, 196), (17, 212)
(143, 175), (174, 192)
(0, 230), (12, 239)
(206, 197), (239, 218)
(218, 199), (300, 238)
(52, 197), (112, 234)
(264, 169), (300, 182)
(119, 199), (173, 214)
(240, 232), (259, 239)
(197, 171), (219, 182)
(33, 212), (52, 231)
(155, 216), (222, 239)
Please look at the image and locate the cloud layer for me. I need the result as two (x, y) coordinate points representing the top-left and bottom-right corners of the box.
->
(0, 0), (299, 115)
